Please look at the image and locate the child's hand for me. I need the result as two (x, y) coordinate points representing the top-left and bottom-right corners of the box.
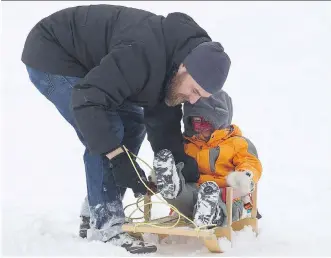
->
(226, 171), (255, 196)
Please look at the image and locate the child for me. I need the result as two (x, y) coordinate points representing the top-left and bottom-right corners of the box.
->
(153, 90), (262, 227)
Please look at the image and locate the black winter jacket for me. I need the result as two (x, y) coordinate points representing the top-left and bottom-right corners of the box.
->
(22, 4), (211, 159)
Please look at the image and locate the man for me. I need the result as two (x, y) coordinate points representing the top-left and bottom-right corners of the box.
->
(22, 4), (231, 254)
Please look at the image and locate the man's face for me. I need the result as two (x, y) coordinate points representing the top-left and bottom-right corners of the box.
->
(165, 65), (211, 106)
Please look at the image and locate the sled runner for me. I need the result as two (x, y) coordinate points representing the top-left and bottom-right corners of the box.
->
(122, 185), (259, 253)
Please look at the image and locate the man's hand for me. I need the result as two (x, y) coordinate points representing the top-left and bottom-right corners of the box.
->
(109, 147), (147, 195)
(226, 171), (255, 197)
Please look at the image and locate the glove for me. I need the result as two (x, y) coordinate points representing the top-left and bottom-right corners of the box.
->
(177, 154), (200, 183)
(226, 171), (255, 197)
(109, 148), (147, 196)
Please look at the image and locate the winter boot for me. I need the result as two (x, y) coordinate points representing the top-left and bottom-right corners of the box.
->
(108, 232), (157, 254)
(210, 200), (228, 227)
(193, 181), (221, 227)
(79, 215), (90, 238)
(153, 149), (182, 199)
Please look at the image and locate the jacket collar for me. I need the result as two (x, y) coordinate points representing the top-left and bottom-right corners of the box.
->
(184, 125), (242, 148)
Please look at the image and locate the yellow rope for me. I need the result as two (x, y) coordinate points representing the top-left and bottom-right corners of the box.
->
(122, 145), (217, 236)
(123, 196), (145, 221)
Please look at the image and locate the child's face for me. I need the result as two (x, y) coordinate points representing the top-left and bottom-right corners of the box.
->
(191, 116), (215, 140)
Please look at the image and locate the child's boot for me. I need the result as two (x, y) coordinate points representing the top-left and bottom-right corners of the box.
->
(193, 181), (221, 227)
(153, 149), (182, 199)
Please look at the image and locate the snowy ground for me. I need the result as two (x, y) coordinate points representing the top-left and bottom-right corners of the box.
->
(1, 1), (331, 256)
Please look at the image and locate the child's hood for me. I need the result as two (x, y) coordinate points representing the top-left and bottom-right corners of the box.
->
(183, 90), (233, 137)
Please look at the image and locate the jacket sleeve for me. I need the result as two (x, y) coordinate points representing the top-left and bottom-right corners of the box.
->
(71, 43), (148, 155)
(144, 103), (186, 161)
(232, 137), (263, 183)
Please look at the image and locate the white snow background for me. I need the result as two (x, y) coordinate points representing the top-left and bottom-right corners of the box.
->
(1, 1), (331, 256)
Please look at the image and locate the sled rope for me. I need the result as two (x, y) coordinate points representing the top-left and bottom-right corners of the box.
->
(122, 145), (217, 236)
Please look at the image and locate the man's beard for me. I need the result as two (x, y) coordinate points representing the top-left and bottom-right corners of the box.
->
(165, 72), (189, 106)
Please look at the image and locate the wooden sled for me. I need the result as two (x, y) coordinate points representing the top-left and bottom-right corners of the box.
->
(122, 186), (259, 253)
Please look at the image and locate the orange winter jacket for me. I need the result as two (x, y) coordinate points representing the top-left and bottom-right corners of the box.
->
(184, 125), (262, 187)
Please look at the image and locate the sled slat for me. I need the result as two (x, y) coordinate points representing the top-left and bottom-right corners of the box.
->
(148, 215), (188, 226)
(123, 223), (215, 238)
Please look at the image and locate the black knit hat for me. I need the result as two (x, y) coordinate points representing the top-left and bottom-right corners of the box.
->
(183, 42), (231, 94)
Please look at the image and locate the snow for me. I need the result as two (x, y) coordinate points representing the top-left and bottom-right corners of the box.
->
(1, 1), (331, 256)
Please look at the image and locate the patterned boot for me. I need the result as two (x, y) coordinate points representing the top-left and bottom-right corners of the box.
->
(153, 149), (182, 199)
(193, 181), (221, 227)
